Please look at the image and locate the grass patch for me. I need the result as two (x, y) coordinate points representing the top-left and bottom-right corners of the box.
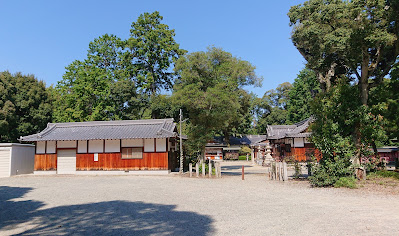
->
(334, 177), (358, 189)
(238, 155), (250, 160)
(374, 170), (399, 180)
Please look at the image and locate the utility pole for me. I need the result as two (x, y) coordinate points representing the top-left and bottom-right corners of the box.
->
(179, 109), (183, 174)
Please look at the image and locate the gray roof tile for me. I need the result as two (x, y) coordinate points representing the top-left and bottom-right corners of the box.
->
(20, 119), (177, 142)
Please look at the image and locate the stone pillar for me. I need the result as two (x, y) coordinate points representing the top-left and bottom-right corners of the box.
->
(251, 148), (255, 165)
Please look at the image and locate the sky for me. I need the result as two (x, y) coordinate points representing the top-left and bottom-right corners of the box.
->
(0, 0), (306, 97)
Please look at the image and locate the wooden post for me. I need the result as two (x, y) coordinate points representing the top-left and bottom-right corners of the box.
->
(219, 164), (222, 178)
(279, 162), (282, 181)
(214, 162), (218, 177)
(202, 162), (205, 177)
(275, 161), (278, 180)
(283, 161), (288, 181)
(196, 162), (199, 177)
(242, 165), (244, 180)
(209, 161), (212, 178)
(189, 163), (192, 177)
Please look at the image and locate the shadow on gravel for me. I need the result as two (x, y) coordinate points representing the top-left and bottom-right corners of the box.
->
(221, 165), (252, 170)
(0, 186), (214, 236)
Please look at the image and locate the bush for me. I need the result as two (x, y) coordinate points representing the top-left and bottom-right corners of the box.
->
(238, 155), (250, 160)
(374, 170), (399, 180)
(309, 156), (352, 187)
(334, 177), (358, 189)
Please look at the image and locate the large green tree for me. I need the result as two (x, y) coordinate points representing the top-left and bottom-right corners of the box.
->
(0, 71), (52, 142)
(254, 82), (292, 133)
(54, 11), (185, 122)
(53, 34), (141, 122)
(172, 47), (262, 157)
(287, 68), (320, 123)
(127, 11), (186, 97)
(289, 0), (399, 162)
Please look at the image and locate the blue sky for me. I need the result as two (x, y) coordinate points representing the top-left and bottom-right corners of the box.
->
(0, 0), (306, 97)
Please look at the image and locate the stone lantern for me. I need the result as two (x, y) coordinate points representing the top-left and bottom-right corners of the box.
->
(264, 142), (273, 164)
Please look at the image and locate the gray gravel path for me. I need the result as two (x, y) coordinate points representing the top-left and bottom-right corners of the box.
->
(1, 161), (398, 236)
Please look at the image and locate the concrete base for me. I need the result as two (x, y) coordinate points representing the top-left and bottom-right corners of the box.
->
(34, 171), (57, 175)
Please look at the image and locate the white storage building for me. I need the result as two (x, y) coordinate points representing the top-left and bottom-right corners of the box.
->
(0, 143), (35, 177)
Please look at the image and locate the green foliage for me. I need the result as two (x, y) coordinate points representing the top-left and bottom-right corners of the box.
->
(254, 82), (292, 132)
(172, 46), (262, 157)
(53, 12), (185, 122)
(334, 177), (358, 189)
(240, 146), (251, 154)
(309, 156), (353, 187)
(287, 68), (320, 124)
(0, 71), (52, 142)
(367, 170), (399, 180)
(128, 11), (187, 96)
(289, 0), (399, 165)
(238, 155), (250, 160)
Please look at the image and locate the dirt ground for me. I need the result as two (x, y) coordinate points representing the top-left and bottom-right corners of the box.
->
(1, 161), (398, 236)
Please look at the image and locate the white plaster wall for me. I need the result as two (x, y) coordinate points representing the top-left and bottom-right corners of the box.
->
(46, 141), (56, 154)
(77, 140), (88, 153)
(105, 139), (120, 153)
(121, 139), (143, 147)
(57, 141), (77, 148)
(88, 140), (104, 153)
(156, 138), (166, 152)
(144, 139), (155, 152)
(294, 138), (305, 147)
(36, 141), (45, 154)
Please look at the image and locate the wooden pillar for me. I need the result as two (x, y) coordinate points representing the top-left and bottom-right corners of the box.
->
(215, 162), (219, 178)
(209, 161), (212, 178)
(189, 163), (192, 177)
(196, 162), (199, 177)
(219, 164), (222, 178)
(202, 162), (206, 177)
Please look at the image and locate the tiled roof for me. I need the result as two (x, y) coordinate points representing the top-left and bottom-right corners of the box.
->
(267, 117), (313, 140)
(20, 119), (177, 142)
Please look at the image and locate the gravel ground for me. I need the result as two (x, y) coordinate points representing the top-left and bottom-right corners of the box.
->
(1, 161), (398, 236)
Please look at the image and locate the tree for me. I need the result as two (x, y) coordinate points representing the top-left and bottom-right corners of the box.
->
(288, 0), (399, 162)
(53, 34), (142, 122)
(287, 68), (320, 123)
(127, 11), (186, 96)
(0, 71), (52, 142)
(172, 47), (262, 158)
(254, 82), (292, 133)
(54, 12), (186, 121)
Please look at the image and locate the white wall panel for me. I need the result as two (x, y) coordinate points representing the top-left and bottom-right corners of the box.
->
(46, 141), (56, 154)
(77, 140), (88, 153)
(105, 139), (120, 153)
(294, 138), (305, 148)
(121, 139), (144, 147)
(57, 141), (77, 148)
(144, 139), (155, 152)
(88, 140), (104, 153)
(36, 141), (45, 154)
(0, 148), (11, 177)
(156, 138), (166, 152)
(10, 145), (34, 175)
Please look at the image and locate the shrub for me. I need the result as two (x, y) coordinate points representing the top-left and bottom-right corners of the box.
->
(238, 155), (250, 160)
(334, 177), (358, 189)
(309, 156), (352, 187)
(374, 170), (399, 180)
